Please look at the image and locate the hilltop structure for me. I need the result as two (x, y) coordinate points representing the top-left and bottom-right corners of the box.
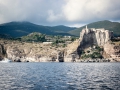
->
(78, 26), (119, 61)
(79, 26), (113, 47)
(65, 26), (119, 62)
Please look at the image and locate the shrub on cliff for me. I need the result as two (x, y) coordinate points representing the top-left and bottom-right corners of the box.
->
(95, 46), (103, 52)
(91, 52), (103, 59)
(21, 32), (46, 42)
(81, 46), (103, 59)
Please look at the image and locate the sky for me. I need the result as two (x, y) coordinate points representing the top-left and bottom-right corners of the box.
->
(0, 0), (120, 27)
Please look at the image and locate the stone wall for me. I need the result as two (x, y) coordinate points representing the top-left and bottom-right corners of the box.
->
(79, 27), (113, 48)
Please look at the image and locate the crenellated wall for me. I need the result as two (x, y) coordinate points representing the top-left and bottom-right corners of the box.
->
(79, 27), (113, 48)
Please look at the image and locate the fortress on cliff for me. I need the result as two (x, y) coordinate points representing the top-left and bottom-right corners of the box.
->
(79, 26), (113, 47)
(78, 26), (120, 61)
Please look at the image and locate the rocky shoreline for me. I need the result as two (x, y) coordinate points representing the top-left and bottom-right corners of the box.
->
(75, 58), (118, 63)
(0, 57), (118, 63)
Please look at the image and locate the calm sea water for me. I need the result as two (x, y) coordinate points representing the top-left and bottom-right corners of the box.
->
(0, 62), (120, 90)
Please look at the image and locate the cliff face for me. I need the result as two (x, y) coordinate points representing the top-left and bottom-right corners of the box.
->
(0, 40), (65, 62)
(77, 27), (120, 61)
(64, 39), (80, 62)
(0, 44), (6, 60)
(103, 42), (120, 61)
(0, 45), (4, 59)
(0, 39), (80, 62)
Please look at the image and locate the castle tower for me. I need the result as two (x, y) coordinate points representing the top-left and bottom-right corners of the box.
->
(86, 25), (88, 30)
(85, 25), (89, 33)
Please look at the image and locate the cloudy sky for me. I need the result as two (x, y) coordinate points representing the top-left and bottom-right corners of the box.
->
(0, 0), (120, 27)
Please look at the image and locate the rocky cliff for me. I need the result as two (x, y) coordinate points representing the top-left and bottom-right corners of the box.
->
(103, 42), (120, 61)
(0, 39), (65, 62)
(73, 26), (119, 61)
(64, 39), (80, 62)
(0, 44), (6, 60)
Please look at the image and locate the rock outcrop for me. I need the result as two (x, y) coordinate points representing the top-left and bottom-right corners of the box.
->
(0, 39), (66, 62)
(103, 42), (120, 61)
(64, 39), (80, 62)
(0, 44), (6, 60)
(67, 26), (119, 61)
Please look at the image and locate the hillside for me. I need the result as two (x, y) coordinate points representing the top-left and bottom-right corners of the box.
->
(0, 22), (75, 38)
(0, 20), (120, 38)
(49, 25), (76, 32)
(69, 20), (120, 36)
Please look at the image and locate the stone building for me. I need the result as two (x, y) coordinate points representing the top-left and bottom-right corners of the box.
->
(80, 26), (113, 47)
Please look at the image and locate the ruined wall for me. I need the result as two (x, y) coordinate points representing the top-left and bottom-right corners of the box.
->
(79, 27), (113, 48)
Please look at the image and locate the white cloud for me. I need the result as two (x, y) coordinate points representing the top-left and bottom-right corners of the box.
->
(0, 0), (48, 23)
(68, 23), (85, 28)
(47, 10), (63, 22)
(62, 0), (120, 22)
(0, 0), (120, 26)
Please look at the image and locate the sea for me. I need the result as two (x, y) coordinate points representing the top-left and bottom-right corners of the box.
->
(0, 62), (120, 90)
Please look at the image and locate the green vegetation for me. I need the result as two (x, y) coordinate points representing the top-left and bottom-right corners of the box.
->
(21, 32), (46, 42)
(0, 21), (75, 38)
(95, 46), (103, 52)
(0, 20), (120, 38)
(7, 32), (78, 47)
(110, 37), (120, 45)
(81, 52), (103, 59)
(111, 37), (120, 42)
(51, 35), (78, 47)
(69, 20), (120, 37)
(81, 46), (103, 59)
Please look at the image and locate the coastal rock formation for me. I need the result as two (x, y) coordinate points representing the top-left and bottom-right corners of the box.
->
(0, 44), (6, 60)
(0, 26), (119, 62)
(0, 40), (65, 62)
(103, 42), (120, 61)
(64, 39), (80, 62)
(66, 26), (119, 61)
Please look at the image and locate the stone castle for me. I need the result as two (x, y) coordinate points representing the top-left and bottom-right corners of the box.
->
(78, 26), (119, 61)
(80, 26), (113, 47)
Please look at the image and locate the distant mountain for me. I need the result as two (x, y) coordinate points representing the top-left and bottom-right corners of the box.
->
(69, 20), (120, 37)
(0, 20), (120, 38)
(0, 21), (75, 38)
(49, 25), (76, 32)
(0, 34), (12, 39)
